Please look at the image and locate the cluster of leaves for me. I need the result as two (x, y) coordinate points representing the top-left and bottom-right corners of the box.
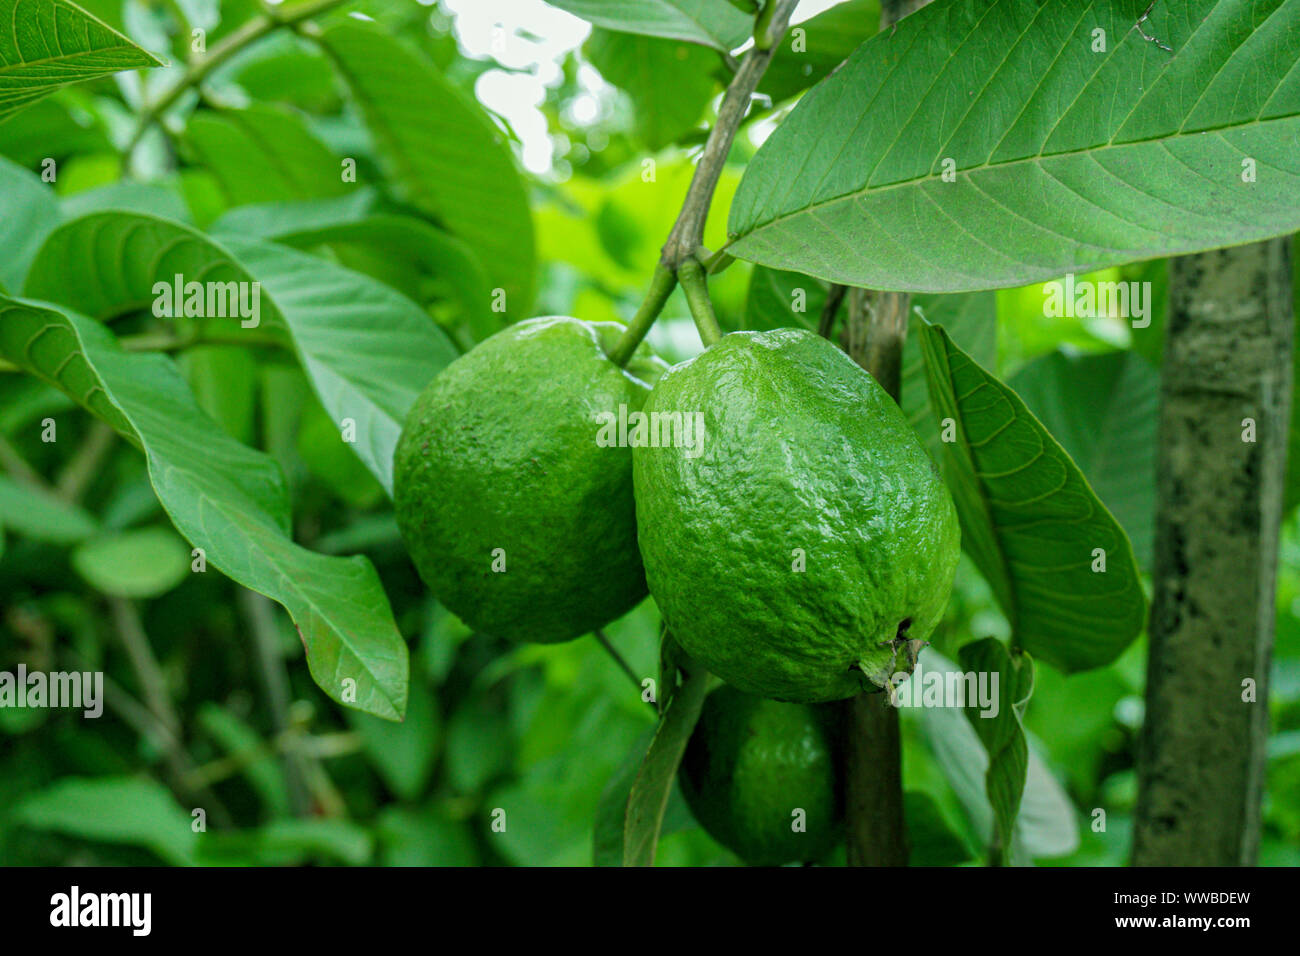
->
(1, 0), (1298, 866)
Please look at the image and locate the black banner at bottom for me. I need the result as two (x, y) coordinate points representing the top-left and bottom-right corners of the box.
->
(0, 864), (1279, 941)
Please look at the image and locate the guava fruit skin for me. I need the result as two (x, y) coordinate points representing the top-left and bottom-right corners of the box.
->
(681, 685), (842, 866)
(633, 328), (960, 702)
(393, 316), (662, 644)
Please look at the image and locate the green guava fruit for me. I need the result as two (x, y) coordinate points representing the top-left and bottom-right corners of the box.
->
(633, 328), (960, 701)
(681, 684), (842, 866)
(393, 316), (664, 644)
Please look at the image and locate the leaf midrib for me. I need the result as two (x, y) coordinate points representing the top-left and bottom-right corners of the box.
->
(737, 112), (1299, 241)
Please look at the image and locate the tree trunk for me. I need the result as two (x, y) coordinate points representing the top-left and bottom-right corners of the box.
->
(1132, 238), (1294, 866)
(838, 0), (932, 871)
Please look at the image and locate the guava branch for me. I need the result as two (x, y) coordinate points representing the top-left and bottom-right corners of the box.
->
(609, 0), (798, 363)
(678, 258), (723, 347)
(659, 0), (798, 269)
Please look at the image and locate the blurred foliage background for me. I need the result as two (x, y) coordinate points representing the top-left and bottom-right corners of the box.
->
(0, 0), (1297, 866)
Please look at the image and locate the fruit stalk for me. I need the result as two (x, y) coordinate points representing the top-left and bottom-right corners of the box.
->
(678, 258), (723, 348)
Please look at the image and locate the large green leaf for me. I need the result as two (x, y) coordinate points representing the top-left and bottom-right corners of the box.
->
(184, 105), (348, 205)
(1009, 350), (1159, 570)
(547, 0), (751, 50)
(320, 22), (535, 316)
(586, 28), (717, 150)
(0, 0), (163, 120)
(917, 319), (1146, 672)
(0, 296), (409, 719)
(958, 637), (1034, 866)
(729, 0), (1300, 292)
(24, 211), (458, 494)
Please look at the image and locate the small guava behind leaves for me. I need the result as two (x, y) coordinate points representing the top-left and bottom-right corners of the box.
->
(680, 685), (842, 866)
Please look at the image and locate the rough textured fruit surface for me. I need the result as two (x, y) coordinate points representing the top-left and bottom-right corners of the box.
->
(680, 685), (842, 866)
(634, 328), (960, 701)
(393, 316), (662, 643)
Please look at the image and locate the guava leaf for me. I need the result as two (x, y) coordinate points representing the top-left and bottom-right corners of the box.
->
(624, 662), (709, 866)
(319, 22), (535, 316)
(729, 0), (1300, 292)
(184, 105), (349, 205)
(0, 0), (163, 121)
(957, 637), (1034, 866)
(0, 296), (409, 720)
(71, 526), (191, 598)
(213, 211), (495, 343)
(0, 473), (98, 543)
(901, 290), (997, 457)
(0, 157), (61, 293)
(221, 236), (459, 493)
(740, 266), (830, 332)
(15, 776), (197, 866)
(916, 319), (1146, 672)
(585, 28), (717, 151)
(1008, 350), (1159, 570)
(594, 725), (697, 866)
(23, 211), (458, 495)
(594, 726), (654, 866)
(196, 820), (373, 866)
(546, 0), (751, 50)
(905, 789), (974, 866)
(915, 651), (1078, 863)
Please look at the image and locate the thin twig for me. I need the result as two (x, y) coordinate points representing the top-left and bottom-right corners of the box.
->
(818, 284), (848, 338)
(0, 433), (46, 489)
(593, 630), (653, 709)
(55, 421), (115, 504)
(64, 648), (234, 827)
(109, 597), (181, 739)
(239, 589), (312, 816)
(124, 0), (351, 155)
